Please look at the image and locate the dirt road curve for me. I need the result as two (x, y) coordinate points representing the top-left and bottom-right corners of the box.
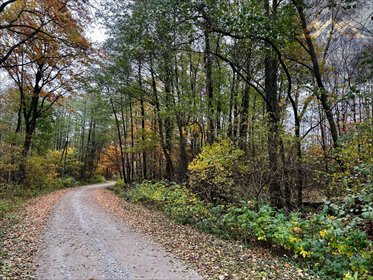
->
(35, 182), (202, 280)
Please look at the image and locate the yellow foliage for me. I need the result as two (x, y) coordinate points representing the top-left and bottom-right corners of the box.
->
(289, 236), (299, 243)
(319, 229), (328, 239)
(188, 139), (246, 203)
(299, 248), (312, 258)
(25, 155), (57, 189)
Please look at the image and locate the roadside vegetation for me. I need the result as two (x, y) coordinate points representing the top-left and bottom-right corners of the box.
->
(114, 137), (372, 279)
(0, 148), (105, 278)
(0, 147), (105, 219)
(115, 178), (372, 279)
(0, 0), (372, 279)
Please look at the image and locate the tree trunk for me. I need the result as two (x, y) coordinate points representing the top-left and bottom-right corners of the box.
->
(129, 98), (135, 181)
(164, 61), (174, 180)
(292, 0), (339, 147)
(177, 121), (188, 180)
(228, 72), (236, 138)
(109, 96), (127, 183)
(265, 0), (282, 208)
(239, 83), (250, 151)
(150, 55), (174, 180)
(204, 29), (215, 144)
(138, 63), (148, 179)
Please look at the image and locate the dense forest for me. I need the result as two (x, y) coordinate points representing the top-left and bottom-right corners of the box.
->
(0, 0), (372, 279)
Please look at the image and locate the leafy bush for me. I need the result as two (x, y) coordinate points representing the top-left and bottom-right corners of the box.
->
(218, 204), (372, 279)
(126, 181), (210, 225)
(325, 123), (373, 197)
(122, 181), (373, 279)
(0, 144), (22, 184)
(0, 199), (10, 218)
(52, 176), (79, 189)
(81, 175), (106, 185)
(337, 123), (372, 171)
(188, 139), (247, 204)
(24, 155), (57, 189)
(47, 148), (83, 179)
(115, 179), (126, 189)
(324, 176), (373, 247)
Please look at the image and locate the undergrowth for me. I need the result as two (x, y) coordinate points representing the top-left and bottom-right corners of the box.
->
(0, 177), (76, 219)
(114, 180), (373, 280)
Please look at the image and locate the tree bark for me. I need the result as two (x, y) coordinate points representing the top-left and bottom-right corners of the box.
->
(138, 63), (148, 179)
(204, 29), (215, 144)
(150, 55), (174, 180)
(264, 0), (283, 208)
(109, 96), (127, 183)
(292, 0), (339, 147)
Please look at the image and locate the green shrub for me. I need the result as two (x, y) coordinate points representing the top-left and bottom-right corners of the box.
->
(326, 123), (373, 197)
(93, 175), (106, 183)
(122, 181), (372, 279)
(219, 204), (372, 278)
(0, 199), (10, 218)
(336, 123), (372, 172)
(126, 181), (210, 224)
(82, 175), (106, 184)
(24, 155), (57, 189)
(0, 144), (22, 184)
(188, 139), (247, 204)
(52, 176), (79, 189)
(115, 179), (126, 189)
(47, 148), (83, 179)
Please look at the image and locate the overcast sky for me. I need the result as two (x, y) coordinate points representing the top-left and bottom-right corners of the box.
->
(87, 26), (107, 43)
(86, 0), (108, 43)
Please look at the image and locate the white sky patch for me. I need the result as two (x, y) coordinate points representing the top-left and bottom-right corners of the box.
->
(85, 0), (108, 43)
(87, 25), (107, 43)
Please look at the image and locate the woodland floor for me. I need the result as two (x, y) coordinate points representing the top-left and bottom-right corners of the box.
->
(1, 182), (317, 280)
(0, 188), (71, 279)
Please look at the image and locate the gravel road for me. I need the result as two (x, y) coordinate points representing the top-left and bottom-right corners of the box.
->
(35, 182), (202, 280)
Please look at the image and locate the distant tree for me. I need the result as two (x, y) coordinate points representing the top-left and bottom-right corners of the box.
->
(1, 0), (90, 181)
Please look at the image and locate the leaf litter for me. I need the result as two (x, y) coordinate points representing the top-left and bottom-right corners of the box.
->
(0, 189), (70, 279)
(0, 186), (319, 280)
(94, 188), (318, 280)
